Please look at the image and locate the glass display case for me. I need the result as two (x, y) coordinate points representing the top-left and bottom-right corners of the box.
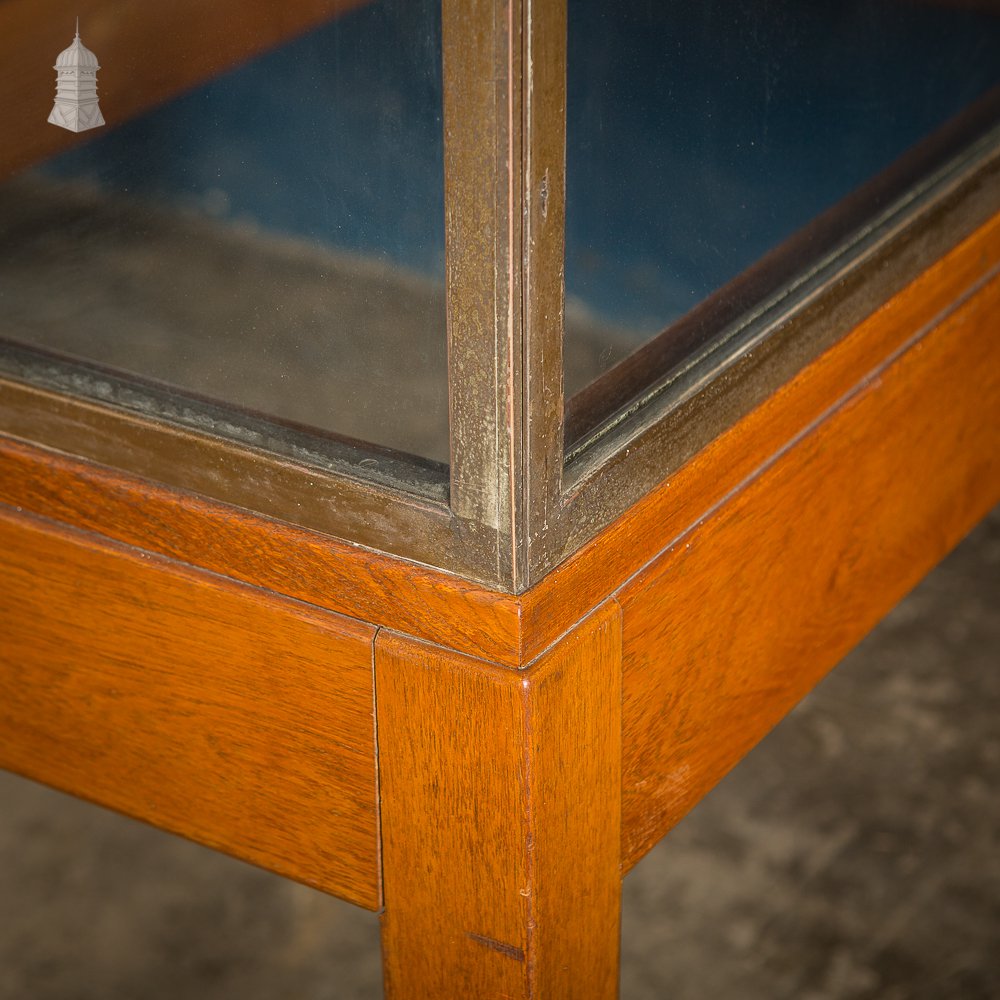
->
(1, 2), (998, 996)
(1, 0), (998, 588)
(1, 0), (448, 461)
(2, 0), (997, 589)
(564, 1), (1000, 443)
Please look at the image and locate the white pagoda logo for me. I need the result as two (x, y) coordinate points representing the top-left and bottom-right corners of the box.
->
(48, 19), (105, 133)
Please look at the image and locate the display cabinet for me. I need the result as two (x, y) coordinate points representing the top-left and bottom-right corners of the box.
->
(1, 1), (999, 995)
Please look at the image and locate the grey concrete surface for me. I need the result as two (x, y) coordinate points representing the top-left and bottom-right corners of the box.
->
(1, 507), (997, 999)
(0, 176), (634, 464)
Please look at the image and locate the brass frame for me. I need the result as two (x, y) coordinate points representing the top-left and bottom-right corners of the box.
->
(1, 0), (999, 591)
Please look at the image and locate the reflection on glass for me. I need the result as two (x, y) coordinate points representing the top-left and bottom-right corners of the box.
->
(564, 0), (1000, 408)
(0, 0), (448, 462)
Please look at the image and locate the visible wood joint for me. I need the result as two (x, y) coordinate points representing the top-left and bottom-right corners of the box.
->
(375, 601), (623, 998)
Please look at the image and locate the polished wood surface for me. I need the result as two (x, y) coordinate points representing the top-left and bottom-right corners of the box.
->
(2, 241), (994, 988)
(376, 603), (622, 998)
(2, 214), (997, 671)
(1, 3), (996, 990)
(0, 85), (995, 980)
(1, 0), (367, 179)
(619, 266), (1000, 870)
(0, 506), (380, 908)
(0, 435), (524, 666)
(0, 205), (995, 999)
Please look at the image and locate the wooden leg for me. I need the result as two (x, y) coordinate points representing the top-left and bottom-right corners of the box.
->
(375, 602), (622, 999)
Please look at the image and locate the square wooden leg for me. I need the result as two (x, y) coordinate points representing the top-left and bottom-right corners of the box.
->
(375, 603), (623, 998)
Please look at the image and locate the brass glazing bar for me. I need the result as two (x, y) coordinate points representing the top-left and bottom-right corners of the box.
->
(443, 0), (522, 585)
(0, 377), (500, 582)
(521, 0), (568, 578)
(543, 131), (1000, 580)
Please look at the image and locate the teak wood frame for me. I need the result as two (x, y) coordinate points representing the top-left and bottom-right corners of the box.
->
(1, 1), (1000, 997)
(2, 219), (999, 994)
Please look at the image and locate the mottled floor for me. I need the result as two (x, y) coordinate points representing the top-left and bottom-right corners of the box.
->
(1, 507), (997, 999)
(0, 175), (634, 464)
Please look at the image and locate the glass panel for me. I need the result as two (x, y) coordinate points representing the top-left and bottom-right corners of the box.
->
(0, 0), (448, 463)
(564, 0), (1000, 426)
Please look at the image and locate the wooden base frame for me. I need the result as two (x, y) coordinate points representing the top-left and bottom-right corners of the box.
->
(1, 215), (999, 995)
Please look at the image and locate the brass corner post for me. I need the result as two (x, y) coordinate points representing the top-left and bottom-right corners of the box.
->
(444, 0), (569, 593)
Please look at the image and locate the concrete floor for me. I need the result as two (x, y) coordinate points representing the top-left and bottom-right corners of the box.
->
(0, 176), (633, 464)
(1, 506), (997, 999)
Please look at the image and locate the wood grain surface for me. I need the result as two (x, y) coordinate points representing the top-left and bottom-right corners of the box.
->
(376, 603), (622, 999)
(3, 214), (995, 670)
(0, 435), (525, 665)
(0, 506), (380, 908)
(0, 0), (367, 179)
(618, 265), (1000, 870)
